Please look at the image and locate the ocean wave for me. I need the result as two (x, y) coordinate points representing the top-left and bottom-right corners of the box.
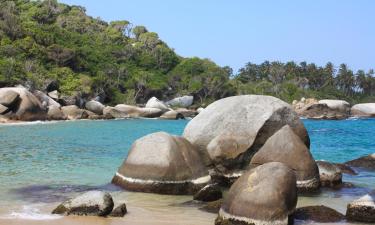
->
(1, 205), (62, 220)
(0, 120), (61, 126)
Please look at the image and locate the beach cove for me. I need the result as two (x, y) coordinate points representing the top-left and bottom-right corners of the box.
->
(0, 118), (374, 225)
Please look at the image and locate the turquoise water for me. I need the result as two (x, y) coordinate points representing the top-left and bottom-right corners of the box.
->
(0, 118), (374, 212)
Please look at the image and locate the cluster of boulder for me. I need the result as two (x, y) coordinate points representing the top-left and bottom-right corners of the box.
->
(0, 86), (199, 123)
(292, 97), (375, 119)
(50, 95), (375, 224)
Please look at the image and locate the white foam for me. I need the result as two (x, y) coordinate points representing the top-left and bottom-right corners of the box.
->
(1, 205), (62, 220)
(219, 208), (289, 225)
(115, 172), (211, 184)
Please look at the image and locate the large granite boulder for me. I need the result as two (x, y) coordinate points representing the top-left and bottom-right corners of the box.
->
(166, 96), (194, 108)
(103, 104), (163, 118)
(0, 89), (20, 107)
(316, 161), (342, 187)
(216, 162), (297, 225)
(318, 99), (350, 114)
(297, 103), (348, 119)
(250, 125), (320, 191)
(33, 90), (61, 108)
(183, 95), (309, 172)
(145, 97), (169, 112)
(52, 191), (114, 216)
(346, 193), (375, 223)
(345, 153), (375, 170)
(0, 87), (46, 121)
(47, 105), (67, 120)
(85, 100), (105, 115)
(61, 105), (89, 120)
(112, 132), (210, 195)
(351, 103), (375, 117)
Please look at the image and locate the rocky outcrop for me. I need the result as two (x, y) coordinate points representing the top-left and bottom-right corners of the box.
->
(293, 205), (345, 223)
(250, 125), (320, 192)
(193, 184), (222, 202)
(52, 191), (114, 216)
(334, 163), (357, 175)
(183, 95), (309, 170)
(293, 98), (350, 119)
(160, 110), (184, 120)
(318, 99), (350, 114)
(109, 203), (127, 217)
(345, 153), (375, 170)
(0, 87), (46, 121)
(85, 100), (105, 115)
(351, 103), (375, 117)
(47, 105), (67, 120)
(145, 97), (169, 112)
(112, 132), (210, 195)
(316, 161), (342, 187)
(216, 162), (297, 225)
(104, 104), (163, 118)
(61, 105), (89, 120)
(346, 193), (375, 223)
(166, 96), (194, 108)
(33, 90), (61, 108)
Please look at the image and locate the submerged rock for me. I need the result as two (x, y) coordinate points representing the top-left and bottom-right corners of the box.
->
(345, 153), (375, 170)
(109, 203), (127, 217)
(346, 193), (375, 223)
(183, 95), (309, 170)
(351, 103), (375, 117)
(316, 160), (342, 187)
(293, 205), (345, 222)
(216, 162), (297, 225)
(250, 125), (320, 192)
(193, 184), (222, 202)
(112, 132), (210, 195)
(52, 191), (114, 216)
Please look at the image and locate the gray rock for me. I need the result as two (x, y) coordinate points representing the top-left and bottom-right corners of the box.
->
(166, 96), (194, 108)
(0, 89), (19, 107)
(106, 104), (163, 118)
(33, 90), (61, 108)
(183, 95), (309, 170)
(316, 161), (342, 187)
(109, 203), (127, 217)
(145, 97), (169, 112)
(47, 105), (66, 120)
(0, 87), (46, 121)
(52, 191), (114, 216)
(216, 162), (297, 225)
(160, 110), (184, 120)
(345, 153), (375, 170)
(318, 99), (350, 113)
(61, 105), (89, 120)
(346, 193), (375, 223)
(85, 100), (105, 115)
(193, 183), (222, 202)
(48, 90), (59, 100)
(250, 125), (320, 192)
(351, 103), (375, 117)
(112, 132), (210, 195)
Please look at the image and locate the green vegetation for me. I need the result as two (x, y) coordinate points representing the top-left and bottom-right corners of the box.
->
(0, 0), (374, 105)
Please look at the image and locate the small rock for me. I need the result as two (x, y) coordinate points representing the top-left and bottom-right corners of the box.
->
(293, 205), (345, 222)
(48, 90), (59, 100)
(85, 100), (105, 115)
(345, 154), (375, 171)
(193, 184), (222, 202)
(109, 203), (127, 217)
(334, 163), (357, 175)
(145, 97), (169, 112)
(316, 160), (342, 187)
(346, 194), (375, 223)
(160, 110), (184, 120)
(52, 191), (114, 217)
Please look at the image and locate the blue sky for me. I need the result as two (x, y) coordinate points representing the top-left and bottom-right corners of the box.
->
(60, 0), (375, 73)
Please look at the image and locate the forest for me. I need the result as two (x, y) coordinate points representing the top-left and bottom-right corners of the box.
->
(0, 0), (374, 105)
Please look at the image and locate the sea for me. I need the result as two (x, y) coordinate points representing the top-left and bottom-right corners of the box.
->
(0, 118), (374, 225)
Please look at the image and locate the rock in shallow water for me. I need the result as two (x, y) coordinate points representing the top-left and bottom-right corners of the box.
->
(52, 191), (114, 216)
(316, 160), (342, 187)
(112, 132), (210, 195)
(250, 125), (320, 192)
(345, 153), (375, 171)
(346, 193), (375, 223)
(183, 95), (309, 170)
(109, 203), (127, 217)
(216, 162), (297, 225)
(293, 205), (345, 222)
(193, 183), (222, 202)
